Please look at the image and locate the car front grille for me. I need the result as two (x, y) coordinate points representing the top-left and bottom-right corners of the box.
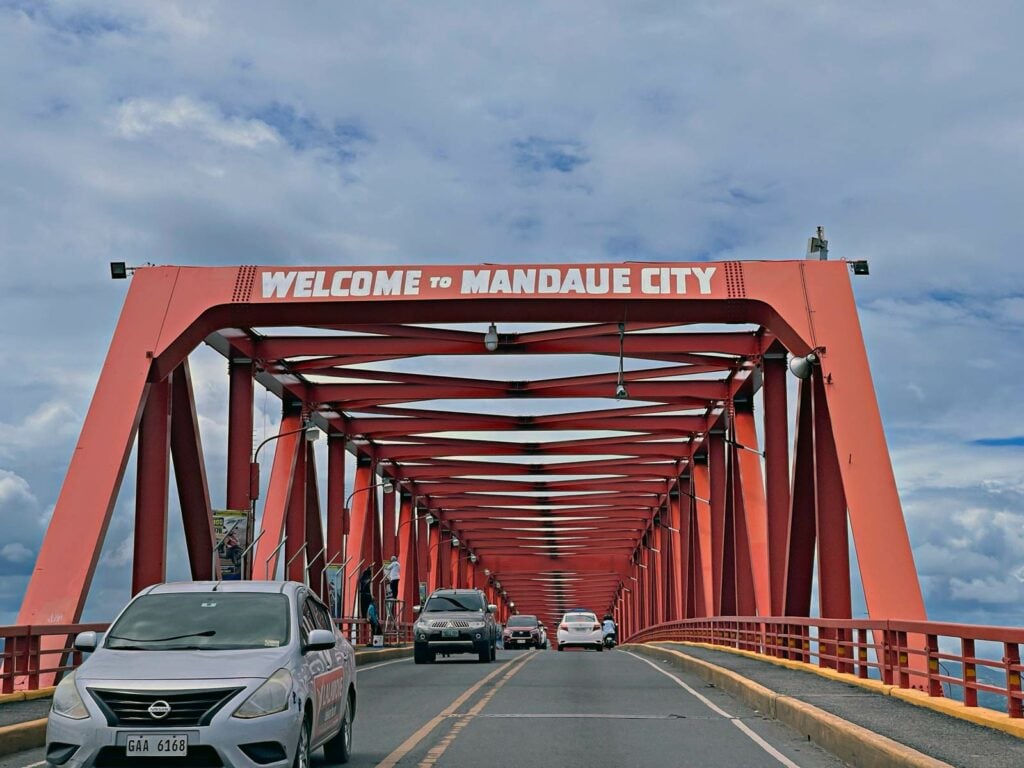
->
(89, 687), (243, 727)
(429, 619), (471, 628)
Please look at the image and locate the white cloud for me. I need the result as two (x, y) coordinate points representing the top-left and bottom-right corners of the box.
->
(0, 543), (33, 563)
(115, 96), (279, 148)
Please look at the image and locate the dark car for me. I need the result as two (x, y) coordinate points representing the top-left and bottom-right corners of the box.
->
(502, 615), (544, 649)
(412, 588), (498, 664)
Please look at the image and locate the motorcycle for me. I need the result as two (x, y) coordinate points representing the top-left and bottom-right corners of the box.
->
(602, 632), (616, 649)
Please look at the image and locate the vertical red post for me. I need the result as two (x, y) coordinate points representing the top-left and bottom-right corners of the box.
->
(708, 430), (727, 615)
(428, 523), (442, 592)
(284, 432), (307, 583)
(226, 358), (253, 512)
(133, 379), (171, 594)
(762, 348), (790, 616)
(345, 459), (375, 607)
(304, 443), (325, 595)
(326, 435), (347, 571)
(381, 485), (396, 564)
(651, 526), (664, 625)
(416, 511), (430, 598)
(784, 379), (816, 617)
(669, 490), (686, 621)
(396, 494), (416, 622)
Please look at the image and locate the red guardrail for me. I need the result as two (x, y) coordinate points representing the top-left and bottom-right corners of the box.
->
(0, 623), (108, 693)
(1, 619), (412, 693)
(627, 617), (1024, 717)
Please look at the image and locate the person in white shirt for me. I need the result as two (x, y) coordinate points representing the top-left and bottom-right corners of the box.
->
(387, 555), (401, 599)
(602, 614), (617, 646)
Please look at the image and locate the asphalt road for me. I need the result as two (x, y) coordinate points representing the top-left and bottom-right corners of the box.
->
(1, 649), (845, 767)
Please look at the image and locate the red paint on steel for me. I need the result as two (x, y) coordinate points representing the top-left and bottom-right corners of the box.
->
(133, 378), (170, 595)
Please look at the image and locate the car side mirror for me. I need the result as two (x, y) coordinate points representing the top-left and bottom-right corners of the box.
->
(304, 628), (336, 653)
(487, 604), (497, 613)
(412, 605), (421, 614)
(73, 631), (98, 652)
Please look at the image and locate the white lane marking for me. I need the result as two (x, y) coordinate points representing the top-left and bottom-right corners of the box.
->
(357, 658), (411, 672)
(19, 761), (46, 768)
(624, 651), (802, 768)
(475, 713), (687, 720)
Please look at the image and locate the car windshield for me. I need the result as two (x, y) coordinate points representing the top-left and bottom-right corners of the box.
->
(506, 616), (537, 627)
(424, 593), (483, 612)
(105, 593), (290, 651)
(565, 613), (596, 623)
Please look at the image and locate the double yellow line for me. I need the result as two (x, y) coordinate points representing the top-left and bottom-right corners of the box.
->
(375, 653), (537, 768)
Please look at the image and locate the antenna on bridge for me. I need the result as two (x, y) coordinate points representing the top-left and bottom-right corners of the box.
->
(806, 226), (828, 260)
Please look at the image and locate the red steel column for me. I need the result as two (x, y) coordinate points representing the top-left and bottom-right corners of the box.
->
(381, 485), (396, 564)
(326, 435), (347, 569)
(169, 361), (215, 580)
(396, 493), (416, 621)
(708, 429), (727, 615)
(693, 463), (713, 616)
(438, 530), (452, 589)
(345, 459), (375, 608)
(428, 523), (442, 592)
(814, 372), (852, 619)
(133, 378), (171, 594)
(284, 431), (307, 583)
(734, 407), (770, 616)
(416, 511), (430, 599)
(226, 358), (253, 512)
(651, 525), (665, 625)
(762, 348), (790, 616)
(253, 410), (303, 579)
(670, 487), (688, 619)
(304, 443), (325, 596)
(785, 379), (816, 616)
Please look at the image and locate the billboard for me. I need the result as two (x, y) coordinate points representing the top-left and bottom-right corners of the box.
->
(213, 509), (249, 580)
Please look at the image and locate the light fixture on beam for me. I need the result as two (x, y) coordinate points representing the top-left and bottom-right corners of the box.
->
(484, 322), (499, 352)
(788, 348), (822, 380)
(615, 322), (628, 399)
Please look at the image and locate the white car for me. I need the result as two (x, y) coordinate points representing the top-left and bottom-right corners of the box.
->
(556, 610), (603, 651)
(46, 580), (356, 767)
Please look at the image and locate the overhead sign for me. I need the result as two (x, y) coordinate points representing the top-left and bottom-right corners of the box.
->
(256, 264), (722, 301)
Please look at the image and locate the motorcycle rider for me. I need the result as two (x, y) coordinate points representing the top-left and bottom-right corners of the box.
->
(602, 614), (617, 648)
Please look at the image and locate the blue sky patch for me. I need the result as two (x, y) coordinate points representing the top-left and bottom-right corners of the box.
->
(252, 102), (371, 163)
(972, 436), (1024, 447)
(512, 137), (588, 174)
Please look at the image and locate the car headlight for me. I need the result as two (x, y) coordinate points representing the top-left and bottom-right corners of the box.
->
(52, 670), (89, 720)
(468, 621), (485, 629)
(415, 621), (429, 631)
(232, 668), (293, 719)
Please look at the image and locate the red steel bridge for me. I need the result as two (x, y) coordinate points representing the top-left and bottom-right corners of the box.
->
(12, 258), (989, 697)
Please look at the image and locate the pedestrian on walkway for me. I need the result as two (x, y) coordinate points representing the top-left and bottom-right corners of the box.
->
(359, 565), (373, 619)
(386, 554), (401, 599)
(366, 598), (380, 645)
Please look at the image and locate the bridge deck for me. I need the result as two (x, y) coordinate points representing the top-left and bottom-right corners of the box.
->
(4, 644), (1023, 767)
(651, 642), (1024, 768)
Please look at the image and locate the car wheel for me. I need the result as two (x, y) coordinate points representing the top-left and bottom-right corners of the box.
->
(323, 691), (353, 764)
(557, 644), (564, 651)
(490, 641), (497, 661)
(414, 645), (431, 664)
(293, 713), (311, 768)
(477, 642), (490, 663)
(596, 643), (603, 652)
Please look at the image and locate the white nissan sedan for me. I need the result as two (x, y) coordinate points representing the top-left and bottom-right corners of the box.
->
(556, 610), (603, 651)
(46, 580), (356, 768)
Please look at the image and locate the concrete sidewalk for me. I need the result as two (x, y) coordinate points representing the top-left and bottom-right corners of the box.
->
(0, 645), (412, 757)
(638, 642), (1024, 768)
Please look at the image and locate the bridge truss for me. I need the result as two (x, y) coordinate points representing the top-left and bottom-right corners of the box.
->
(18, 261), (927, 637)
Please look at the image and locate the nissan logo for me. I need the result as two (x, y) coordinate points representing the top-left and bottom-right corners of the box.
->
(148, 700), (171, 719)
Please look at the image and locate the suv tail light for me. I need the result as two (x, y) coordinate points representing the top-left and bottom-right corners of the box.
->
(559, 624), (567, 631)
(592, 623), (601, 631)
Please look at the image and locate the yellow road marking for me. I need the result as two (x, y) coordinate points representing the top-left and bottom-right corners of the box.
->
(418, 652), (537, 767)
(374, 653), (534, 768)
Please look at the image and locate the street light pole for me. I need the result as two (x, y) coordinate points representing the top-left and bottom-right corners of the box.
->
(247, 420), (320, 579)
(339, 478), (394, 619)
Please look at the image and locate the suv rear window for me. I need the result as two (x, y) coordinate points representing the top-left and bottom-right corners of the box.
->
(506, 616), (538, 627)
(106, 593), (290, 650)
(424, 593), (484, 612)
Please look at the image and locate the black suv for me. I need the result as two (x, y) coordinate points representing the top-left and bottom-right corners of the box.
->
(412, 588), (498, 664)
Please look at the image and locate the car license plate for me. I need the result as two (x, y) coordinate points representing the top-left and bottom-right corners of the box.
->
(125, 733), (188, 757)
(441, 628), (459, 638)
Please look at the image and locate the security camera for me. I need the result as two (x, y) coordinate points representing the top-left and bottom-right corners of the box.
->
(615, 383), (628, 399)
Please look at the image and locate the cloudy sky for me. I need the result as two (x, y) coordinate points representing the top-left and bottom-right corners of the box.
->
(1, 1), (1022, 629)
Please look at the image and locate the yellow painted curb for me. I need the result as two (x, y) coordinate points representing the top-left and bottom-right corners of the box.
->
(0, 717), (47, 757)
(0, 686), (55, 704)
(629, 644), (952, 768)
(354, 645), (413, 666)
(668, 640), (1024, 740)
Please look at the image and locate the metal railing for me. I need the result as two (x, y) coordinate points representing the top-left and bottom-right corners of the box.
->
(1, 623), (108, 693)
(627, 617), (1024, 717)
(2, 618), (413, 693)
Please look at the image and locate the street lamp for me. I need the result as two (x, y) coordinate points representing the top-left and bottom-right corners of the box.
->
(246, 419), (320, 579)
(339, 478), (394, 617)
